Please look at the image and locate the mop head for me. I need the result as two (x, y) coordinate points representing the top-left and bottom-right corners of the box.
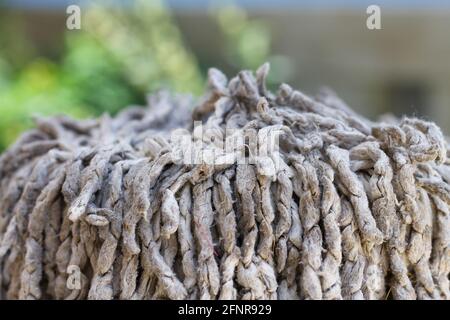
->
(0, 64), (449, 300)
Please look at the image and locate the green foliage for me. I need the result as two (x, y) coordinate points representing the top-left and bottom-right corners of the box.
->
(214, 4), (271, 70)
(0, 0), (288, 151)
(0, 0), (204, 150)
(0, 58), (88, 150)
(80, 0), (204, 95)
(211, 3), (294, 86)
(62, 34), (142, 115)
(0, 33), (141, 149)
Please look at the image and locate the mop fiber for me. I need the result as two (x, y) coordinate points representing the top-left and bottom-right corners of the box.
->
(0, 64), (449, 300)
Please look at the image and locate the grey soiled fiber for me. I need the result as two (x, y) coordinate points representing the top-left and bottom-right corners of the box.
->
(0, 64), (449, 300)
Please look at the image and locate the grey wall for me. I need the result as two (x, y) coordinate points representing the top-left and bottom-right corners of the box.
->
(176, 10), (450, 132)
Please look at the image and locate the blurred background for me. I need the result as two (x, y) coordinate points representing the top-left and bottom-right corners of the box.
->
(1, 0), (450, 151)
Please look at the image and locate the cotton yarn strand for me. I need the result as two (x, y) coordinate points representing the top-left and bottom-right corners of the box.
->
(0, 64), (449, 300)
